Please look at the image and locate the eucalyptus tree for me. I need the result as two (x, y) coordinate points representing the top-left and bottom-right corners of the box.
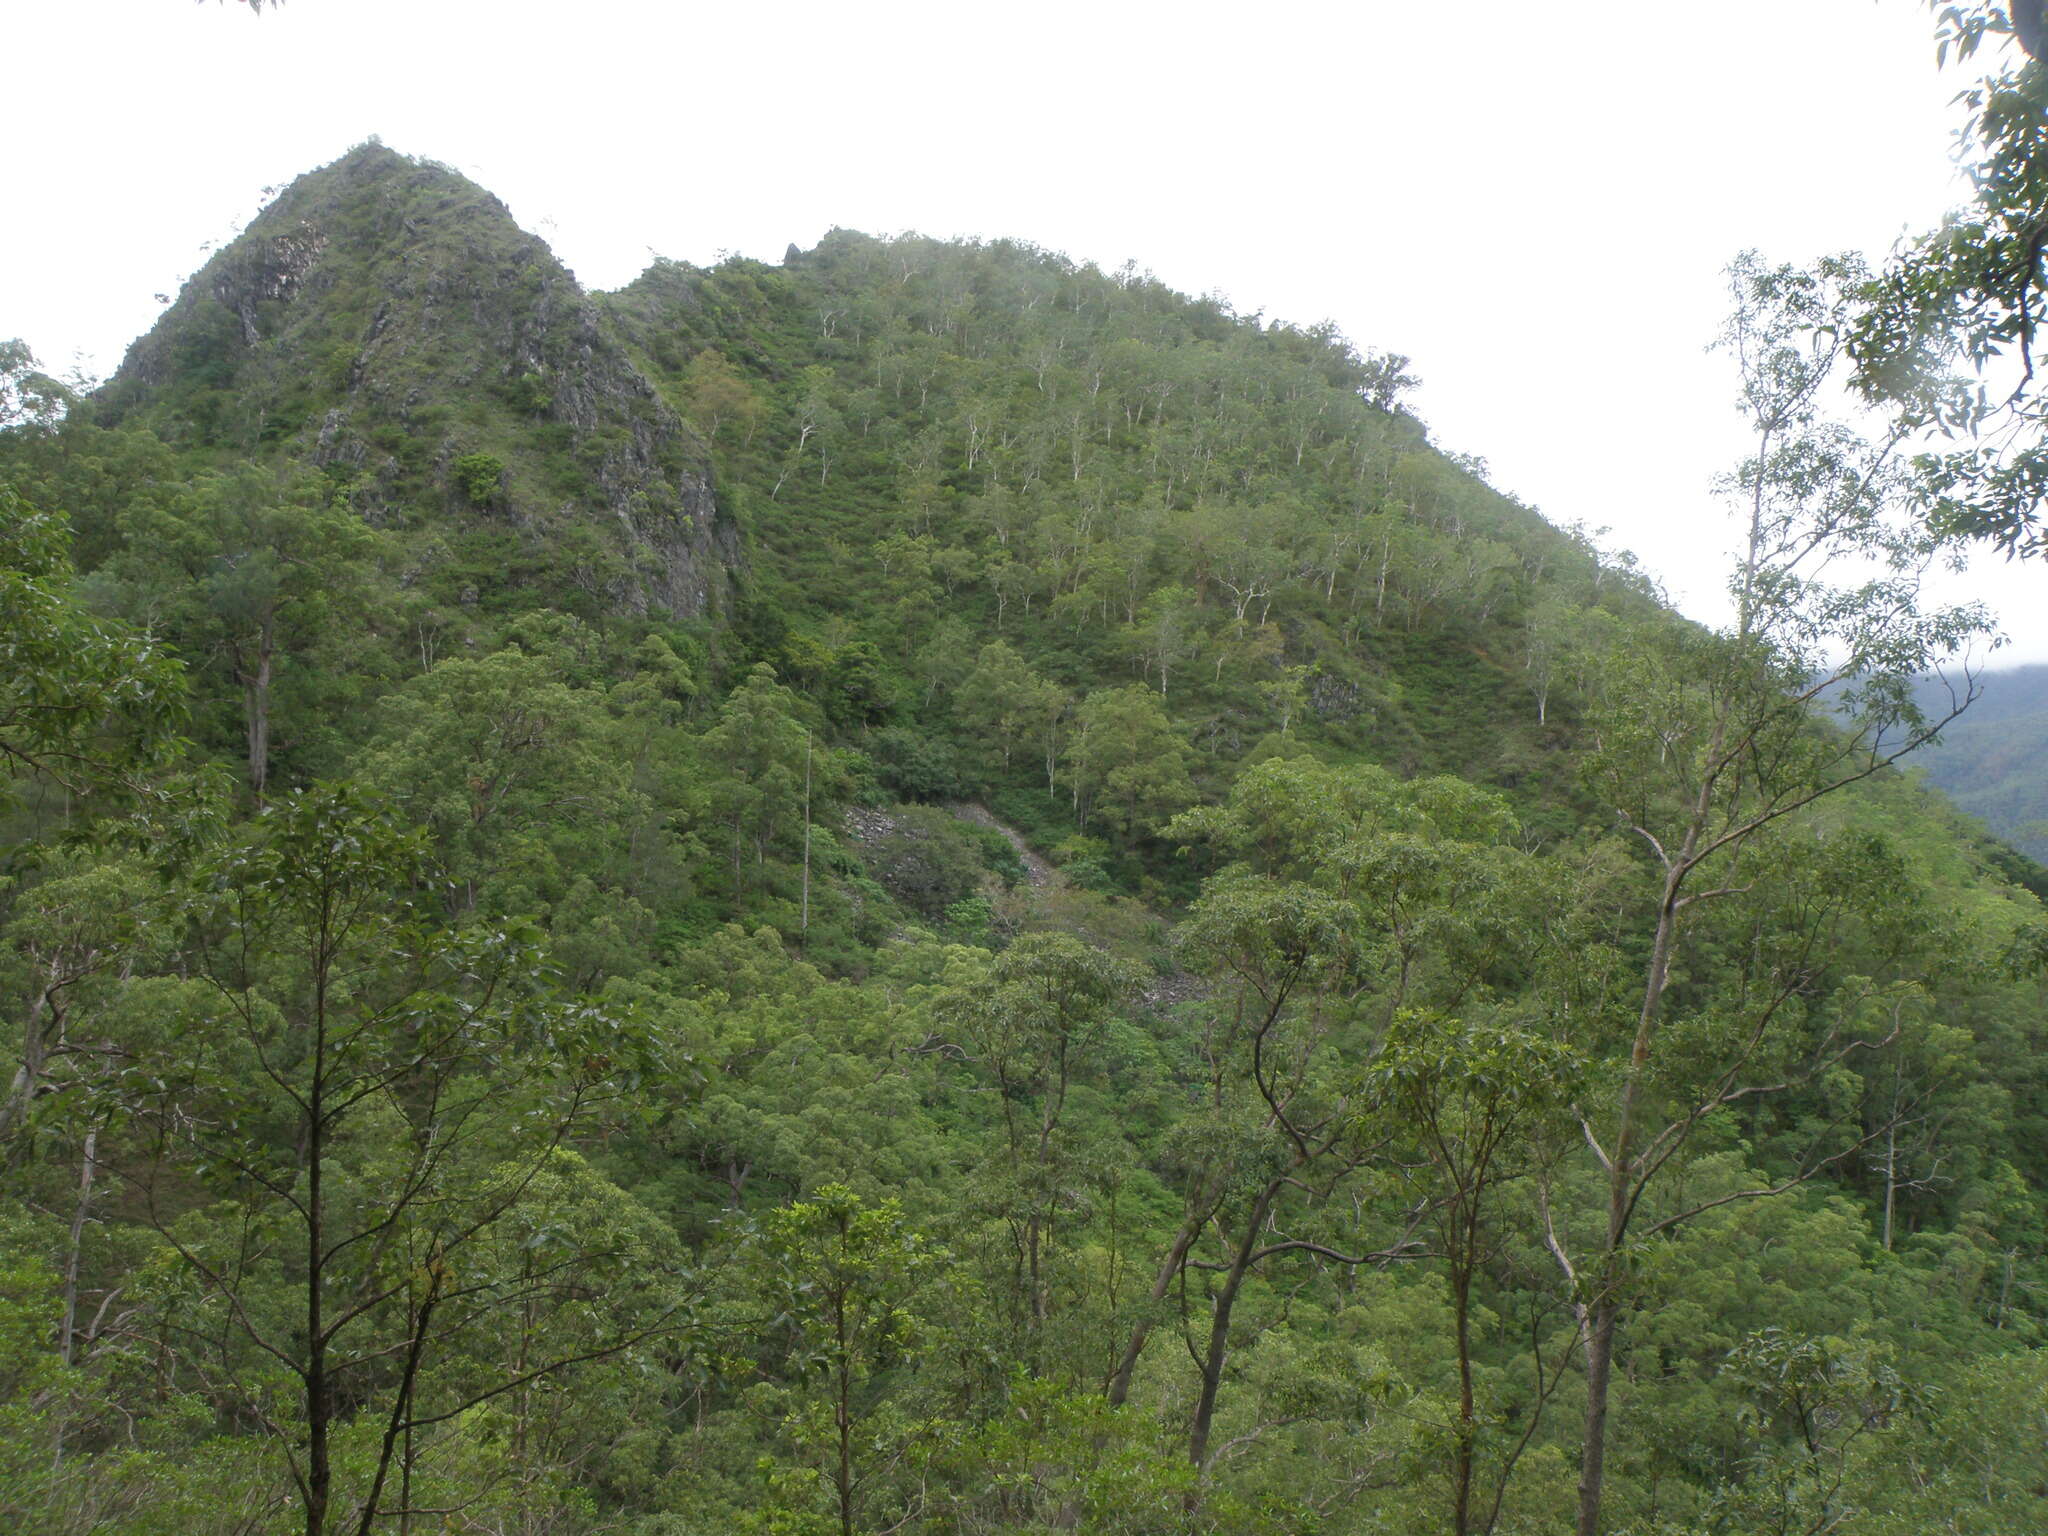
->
(115, 783), (683, 1536)
(1559, 253), (1994, 1536)
(1853, 2), (2048, 554)
(937, 932), (1143, 1356)
(0, 855), (162, 1149)
(354, 644), (638, 918)
(955, 640), (1058, 776)
(1066, 685), (1191, 835)
(680, 348), (764, 445)
(1360, 1009), (1580, 1536)
(104, 463), (380, 801)
(1107, 758), (1556, 1476)
(0, 484), (183, 808)
(697, 664), (815, 891)
(0, 484), (184, 1156)
(771, 365), (842, 498)
(741, 1185), (947, 1536)
(1707, 1328), (1922, 1536)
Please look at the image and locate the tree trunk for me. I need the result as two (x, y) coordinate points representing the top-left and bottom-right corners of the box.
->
(354, 1269), (442, 1536)
(1452, 1261), (1475, 1536)
(0, 964), (60, 1148)
(835, 1294), (855, 1536)
(305, 965), (330, 1536)
(1188, 1184), (1277, 1470)
(245, 646), (273, 803)
(59, 1126), (98, 1366)
(1882, 1119), (1898, 1252)
(1106, 1216), (1204, 1406)
(1574, 1299), (1620, 1536)
(1577, 853), (1688, 1536)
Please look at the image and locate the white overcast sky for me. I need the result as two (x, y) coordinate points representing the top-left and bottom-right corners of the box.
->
(7, 0), (2044, 661)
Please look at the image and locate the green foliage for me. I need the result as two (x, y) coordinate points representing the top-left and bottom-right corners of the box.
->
(83, 782), (683, 1535)
(679, 348), (762, 444)
(95, 460), (384, 796)
(866, 725), (964, 801)
(4, 147), (2048, 1536)
(1069, 684), (1192, 836)
(1851, 4), (2048, 556)
(601, 221), (1652, 843)
(0, 484), (184, 807)
(863, 805), (989, 921)
(356, 644), (637, 914)
(450, 450), (505, 507)
(736, 1185), (950, 1536)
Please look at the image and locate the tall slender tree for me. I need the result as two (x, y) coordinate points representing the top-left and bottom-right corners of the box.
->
(1561, 254), (1993, 1536)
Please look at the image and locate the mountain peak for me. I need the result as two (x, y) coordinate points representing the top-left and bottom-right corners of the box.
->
(98, 142), (734, 620)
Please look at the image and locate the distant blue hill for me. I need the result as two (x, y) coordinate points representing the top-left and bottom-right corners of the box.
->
(1912, 665), (2048, 864)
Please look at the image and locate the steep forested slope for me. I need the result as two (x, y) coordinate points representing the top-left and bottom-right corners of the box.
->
(606, 231), (1646, 819)
(3, 145), (2047, 1536)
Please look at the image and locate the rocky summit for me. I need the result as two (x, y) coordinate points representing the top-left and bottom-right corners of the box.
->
(103, 143), (735, 618)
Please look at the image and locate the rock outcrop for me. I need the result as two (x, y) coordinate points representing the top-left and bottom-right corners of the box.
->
(102, 142), (736, 619)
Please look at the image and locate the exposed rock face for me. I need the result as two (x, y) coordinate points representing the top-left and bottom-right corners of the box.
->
(104, 143), (736, 619)
(211, 228), (330, 343)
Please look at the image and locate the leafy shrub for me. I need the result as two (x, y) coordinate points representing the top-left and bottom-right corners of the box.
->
(451, 451), (505, 507)
(961, 822), (1026, 887)
(1050, 833), (1117, 894)
(506, 370), (551, 414)
(869, 727), (963, 801)
(866, 805), (987, 920)
(943, 894), (994, 942)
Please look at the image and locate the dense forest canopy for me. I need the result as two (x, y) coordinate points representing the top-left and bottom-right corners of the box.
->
(7, 12), (2048, 1532)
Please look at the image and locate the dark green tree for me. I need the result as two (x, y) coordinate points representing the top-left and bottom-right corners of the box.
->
(0, 485), (183, 806)
(741, 1184), (947, 1536)
(1852, 3), (2048, 552)
(939, 934), (1141, 1352)
(118, 783), (678, 1536)
(108, 463), (379, 801)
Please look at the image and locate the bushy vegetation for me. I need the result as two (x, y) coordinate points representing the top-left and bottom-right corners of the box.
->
(2, 134), (2047, 1536)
